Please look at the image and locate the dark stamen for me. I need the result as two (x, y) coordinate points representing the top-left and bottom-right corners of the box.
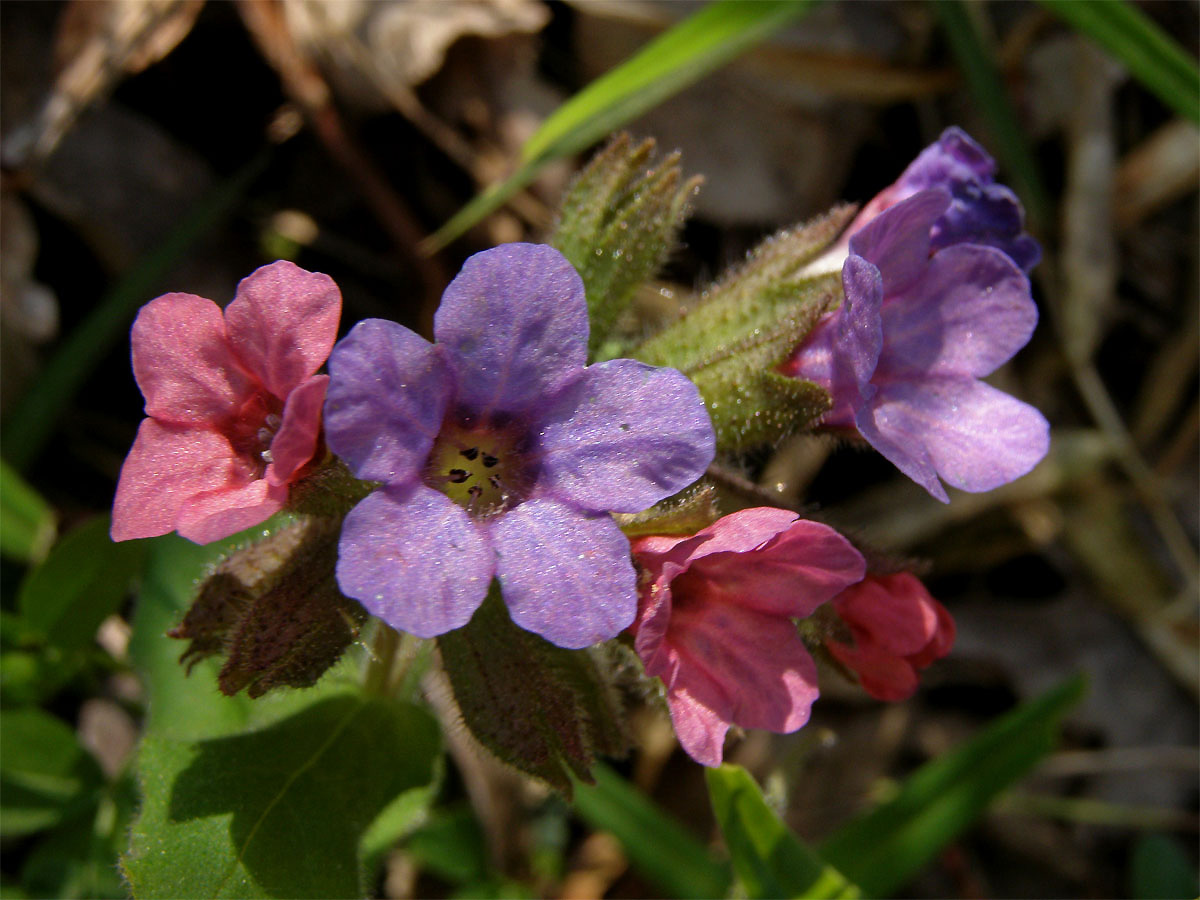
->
(487, 474), (501, 489)
(460, 447), (479, 460)
(482, 454), (499, 468)
(447, 469), (470, 483)
(467, 485), (483, 498)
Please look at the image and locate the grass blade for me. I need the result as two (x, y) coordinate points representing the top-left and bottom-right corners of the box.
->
(422, 0), (817, 252)
(820, 674), (1087, 898)
(1037, 0), (1200, 124)
(571, 762), (731, 899)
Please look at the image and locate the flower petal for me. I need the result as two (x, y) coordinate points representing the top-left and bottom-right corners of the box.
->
(664, 683), (732, 768)
(177, 478), (287, 544)
(668, 599), (820, 734)
(826, 638), (920, 702)
(858, 375), (1050, 500)
(224, 261), (342, 399)
(685, 517), (866, 618)
(833, 573), (940, 657)
(534, 359), (715, 513)
(848, 189), (949, 296)
(336, 484), (493, 638)
(433, 244), (588, 418)
(132, 293), (249, 424)
(111, 419), (279, 542)
(324, 319), (452, 483)
(878, 245), (1036, 380)
(266, 375), (327, 486)
(492, 499), (636, 648)
(831, 256), (885, 411)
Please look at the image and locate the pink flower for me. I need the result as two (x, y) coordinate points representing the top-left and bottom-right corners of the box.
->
(631, 508), (865, 766)
(111, 261), (341, 544)
(825, 572), (955, 701)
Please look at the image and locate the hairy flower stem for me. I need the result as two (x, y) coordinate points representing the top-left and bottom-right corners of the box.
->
(362, 621), (401, 695)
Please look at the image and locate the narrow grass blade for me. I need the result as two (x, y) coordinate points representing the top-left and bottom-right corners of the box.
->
(0, 458), (56, 563)
(1, 149), (270, 471)
(820, 674), (1087, 898)
(571, 762), (731, 899)
(422, 0), (817, 252)
(707, 764), (859, 899)
(931, 0), (1050, 226)
(1038, 0), (1200, 124)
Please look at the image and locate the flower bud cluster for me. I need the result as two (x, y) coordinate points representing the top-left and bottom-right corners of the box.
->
(110, 128), (1047, 774)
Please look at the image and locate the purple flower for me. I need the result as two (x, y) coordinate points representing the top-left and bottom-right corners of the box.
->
(324, 244), (715, 648)
(846, 126), (1040, 273)
(784, 189), (1050, 502)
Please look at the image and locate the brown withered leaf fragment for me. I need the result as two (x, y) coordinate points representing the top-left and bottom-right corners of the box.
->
(169, 516), (367, 698)
(437, 587), (628, 796)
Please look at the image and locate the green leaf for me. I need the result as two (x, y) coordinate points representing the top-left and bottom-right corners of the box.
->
(1037, 0), (1200, 124)
(18, 517), (147, 654)
(404, 805), (490, 885)
(1128, 833), (1199, 900)
(571, 762), (732, 900)
(820, 674), (1087, 897)
(436, 586), (628, 796)
(0, 458), (55, 564)
(422, 0), (817, 252)
(122, 695), (441, 899)
(0, 708), (103, 838)
(706, 764), (859, 899)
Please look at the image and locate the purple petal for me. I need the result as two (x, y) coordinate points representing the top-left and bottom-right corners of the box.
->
(224, 261), (341, 399)
(858, 376), (1050, 500)
(336, 484), (493, 637)
(433, 244), (588, 419)
(534, 359), (715, 513)
(848, 189), (949, 296)
(877, 244), (1037, 380)
(830, 255), (885, 412)
(324, 319), (452, 483)
(491, 499), (636, 648)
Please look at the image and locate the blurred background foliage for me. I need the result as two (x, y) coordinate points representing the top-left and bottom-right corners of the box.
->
(1, 1), (1197, 897)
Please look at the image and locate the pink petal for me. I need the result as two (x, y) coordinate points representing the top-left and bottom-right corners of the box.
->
(491, 499), (637, 648)
(433, 244), (588, 419)
(111, 419), (268, 542)
(224, 261), (342, 399)
(177, 478), (287, 544)
(335, 484), (493, 638)
(833, 573), (939, 657)
(687, 517), (866, 618)
(132, 293), (250, 424)
(266, 375), (327, 486)
(668, 599), (820, 734)
(827, 638), (919, 702)
(665, 684), (732, 768)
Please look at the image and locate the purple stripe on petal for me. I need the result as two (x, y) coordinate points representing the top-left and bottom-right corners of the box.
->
(492, 499), (636, 648)
(534, 359), (715, 513)
(336, 483), (493, 638)
(434, 244), (589, 419)
(325, 319), (452, 483)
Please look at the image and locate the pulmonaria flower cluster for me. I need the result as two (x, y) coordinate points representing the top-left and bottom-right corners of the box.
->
(111, 261), (340, 543)
(630, 508), (866, 766)
(824, 572), (955, 702)
(785, 131), (1050, 502)
(324, 243), (714, 649)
